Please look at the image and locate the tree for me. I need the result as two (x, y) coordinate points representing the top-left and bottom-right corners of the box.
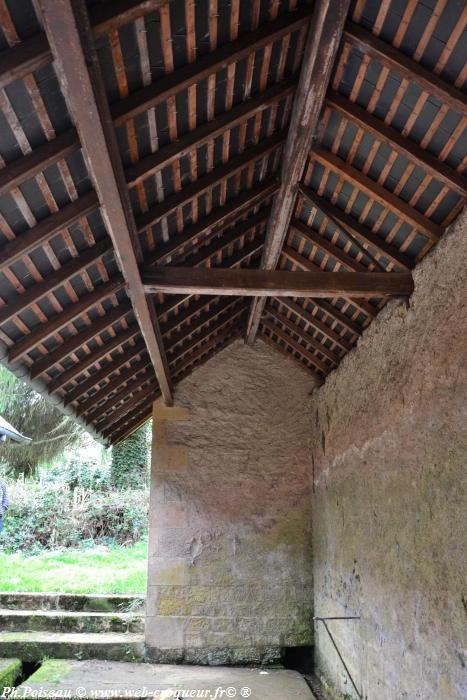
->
(0, 366), (84, 477)
(111, 423), (150, 489)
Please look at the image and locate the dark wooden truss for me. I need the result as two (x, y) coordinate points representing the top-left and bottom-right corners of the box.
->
(0, 0), (465, 443)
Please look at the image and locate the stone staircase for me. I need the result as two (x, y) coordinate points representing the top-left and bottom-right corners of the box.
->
(0, 593), (145, 663)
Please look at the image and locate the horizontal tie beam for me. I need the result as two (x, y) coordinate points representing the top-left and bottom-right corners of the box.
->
(142, 267), (414, 299)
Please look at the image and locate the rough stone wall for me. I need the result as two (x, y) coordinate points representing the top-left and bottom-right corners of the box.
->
(310, 210), (467, 699)
(145, 339), (316, 664)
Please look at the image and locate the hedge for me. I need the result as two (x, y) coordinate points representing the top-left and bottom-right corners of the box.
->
(0, 480), (149, 553)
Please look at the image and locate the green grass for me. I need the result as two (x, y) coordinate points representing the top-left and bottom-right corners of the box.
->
(0, 541), (148, 594)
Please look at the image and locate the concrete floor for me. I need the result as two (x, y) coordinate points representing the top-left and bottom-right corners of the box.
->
(20, 659), (316, 699)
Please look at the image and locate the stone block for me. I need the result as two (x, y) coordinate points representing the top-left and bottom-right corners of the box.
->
(155, 446), (188, 472)
(144, 615), (187, 648)
(153, 402), (189, 421)
(149, 504), (187, 529)
(148, 558), (189, 586)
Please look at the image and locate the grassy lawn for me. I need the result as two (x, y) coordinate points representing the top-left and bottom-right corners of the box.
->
(0, 541), (148, 594)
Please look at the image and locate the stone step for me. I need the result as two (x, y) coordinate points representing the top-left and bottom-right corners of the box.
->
(0, 631), (145, 664)
(0, 593), (145, 613)
(0, 658), (22, 687)
(0, 609), (144, 634)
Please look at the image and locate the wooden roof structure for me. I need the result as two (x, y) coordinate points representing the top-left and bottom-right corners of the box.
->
(0, 0), (465, 444)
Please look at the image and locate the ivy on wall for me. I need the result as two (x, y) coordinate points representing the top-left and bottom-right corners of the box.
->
(111, 423), (150, 489)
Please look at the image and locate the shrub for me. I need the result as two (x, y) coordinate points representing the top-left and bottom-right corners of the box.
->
(42, 458), (111, 492)
(0, 479), (149, 553)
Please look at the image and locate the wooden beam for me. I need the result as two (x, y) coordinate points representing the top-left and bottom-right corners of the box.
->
(107, 329), (241, 442)
(107, 329), (240, 443)
(0, 81), (284, 205)
(136, 131), (285, 234)
(311, 148), (443, 242)
(83, 298), (239, 418)
(110, 407), (154, 444)
(0, 238), (112, 327)
(259, 330), (323, 381)
(142, 267), (414, 298)
(38, 0), (173, 404)
(9, 276), (125, 362)
(0, 34), (51, 90)
(52, 204), (266, 398)
(29, 301), (133, 380)
(0, 191), (98, 271)
(0, 130), (78, 199)
(92, 368), (156, 424)
(170, 326), (242, 378)
(344, 21), (467, 117)
(261, 317), (329, 376)
(166, 305), (248, 366)
(63, 340), (147, 406)
(246, 0), (351, 344)
(9, 188), (268, 376)
(144, 182), (276, 265)
(291, 219), (369, 273)
(281, 245), (376, 320)
(273, 297), (352, 352)
(315, 299), (363, 337)
(110, 9), (312, 126)
(126, 81), (295, 185)
(97, 389), (156, 438)
(0, 0), (173, 90)
(326, 90), (467, 198)
(298, 183), (414, 271)
(289, 219), (377, 319)
(98, 311), (246, 431)
(47, 323), (140, 394)
(94, 304), (246, 429)
(89, 0), (174, 39)
(78, 355), (151, 418)
(97, 381), (160, 433)
(267, 305), (340, 365)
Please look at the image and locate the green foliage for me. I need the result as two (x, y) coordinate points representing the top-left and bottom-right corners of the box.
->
(42, 457), (111, 492)
(0, 366), (84, 477)
(111, 423), (150, 489)
(0, 478), (148, 553)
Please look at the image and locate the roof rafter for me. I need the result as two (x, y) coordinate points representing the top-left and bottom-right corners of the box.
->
(281, 246), (376, 321)
(0, 78), (289, 200)
(343, 21), (467, 116)
(110, 8), (312, 126)
(84, 298), (243, 421)
(298, 184), (414, 271)
(0, 0), (174, 90)
(108, 327), (241, 443)
(37, 0), (173, 404)
(271, 297), (352, 353)
(326, 90), (467, 197)
(99, 313), (246, 433)
(261, 317), (327, 378)
(311, 148), (443, 242)
(246, 0), (351, 344)
(5, 184), (272, 367)
(267, 304), (340, 366)
(0, 239), (113, 327)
